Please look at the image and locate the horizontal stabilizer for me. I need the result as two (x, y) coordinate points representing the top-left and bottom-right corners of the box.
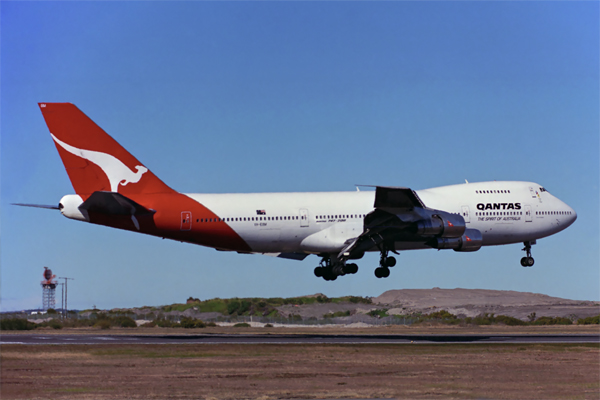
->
(12, 203), (59, 210)
(79, 191), (155, 216)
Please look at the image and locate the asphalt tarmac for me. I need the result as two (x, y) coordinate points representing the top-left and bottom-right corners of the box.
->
(2, 333), (598, 345)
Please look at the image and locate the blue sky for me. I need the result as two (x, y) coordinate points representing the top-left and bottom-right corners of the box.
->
(2, 1), (598, 311)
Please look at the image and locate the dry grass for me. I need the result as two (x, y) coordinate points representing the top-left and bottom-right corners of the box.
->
(2, 342), (599, 399)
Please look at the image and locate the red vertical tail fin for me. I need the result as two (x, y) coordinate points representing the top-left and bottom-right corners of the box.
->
(39, 103), (175, 198)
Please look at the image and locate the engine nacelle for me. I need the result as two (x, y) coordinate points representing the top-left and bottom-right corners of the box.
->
(415, 212), (465, 238)
(429, 228), (482, 252)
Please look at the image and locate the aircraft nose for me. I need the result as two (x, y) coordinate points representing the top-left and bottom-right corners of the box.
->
(564, 202), (577, 227)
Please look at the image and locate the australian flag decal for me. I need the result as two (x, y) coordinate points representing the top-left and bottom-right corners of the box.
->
(256, 210), (266, 215)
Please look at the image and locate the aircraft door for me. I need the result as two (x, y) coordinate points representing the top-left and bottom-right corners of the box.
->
(299, 209), (309, 227)
(461, 206), (470, 223)
(181, 211), (192, 231)
(524, 205), (532, 222)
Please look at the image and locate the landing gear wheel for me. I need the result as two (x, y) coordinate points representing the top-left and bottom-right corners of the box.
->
(344, 263), (358, 274)
(323, 270), (337, 281)
(374, 267), (390, 278)
(385, 257), (396, 267)
(314, 266), (324, 277)
(520, 257), (528, 267)
(521, 241), (536, 268)
(527, 257), (534, 267)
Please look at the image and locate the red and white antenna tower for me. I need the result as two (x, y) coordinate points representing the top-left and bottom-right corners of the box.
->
(41, 267), (57, 310)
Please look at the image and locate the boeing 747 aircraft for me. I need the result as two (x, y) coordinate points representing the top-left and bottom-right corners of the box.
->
(24, 103), (577, 281)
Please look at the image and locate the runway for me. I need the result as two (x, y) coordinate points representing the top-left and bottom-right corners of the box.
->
(2, 333), (598, 345)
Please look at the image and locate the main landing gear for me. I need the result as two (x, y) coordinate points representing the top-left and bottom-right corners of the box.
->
(374, 248), (397, 279)
(314, 247), (398, 281)
(314, 256), (358, 281)
(520, 240), (535, 267)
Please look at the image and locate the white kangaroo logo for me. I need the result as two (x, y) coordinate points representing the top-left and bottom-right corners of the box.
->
(51, 133), (148, 193)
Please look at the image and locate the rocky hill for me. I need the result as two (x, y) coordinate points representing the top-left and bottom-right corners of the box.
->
(79, 288), (598, 325)
(272, 288), (599, 322)
(371, 288), (599, 320)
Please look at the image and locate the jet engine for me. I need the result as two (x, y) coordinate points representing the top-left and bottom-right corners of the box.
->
(428, 228), (483, 252)
(414, 211), (466, 238)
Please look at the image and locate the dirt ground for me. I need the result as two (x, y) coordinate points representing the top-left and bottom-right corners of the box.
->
(2, 340), (599, 399)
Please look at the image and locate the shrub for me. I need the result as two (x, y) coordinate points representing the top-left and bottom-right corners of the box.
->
(265, 309), (280, 318)
(55, 318), (95, 328)
(196, 299), (228, 314)
(227, 300), (241, 315)
(494, 315), (527, 326)
(467, 314), (527, 326)
(150, 317), (177, 328)
(282, 297), (305, 306)
(367, 309), (388, 318)
(180, 317), (206, 329)
(415, 310), (460, 325)
(114, 316), (137, 328)
(469, 313), (527, 326)
(533, 316), (573, 325)
(36, 319), (63, 329)
(264, 323), (273, 328)
(233, 323), (251, 328)
(94, 320), (111, 330)
(0, 318), (36, 330)
(48, 319), (63, 329)
(289, 314), (302, 321)
(347, 296), (372, 304)
(472, 315), (492, 325)
(323, 311), (351, 318)
(239, 300), (251, 314)
(577, 315), (599, 325)
(426, 310), (458, 320)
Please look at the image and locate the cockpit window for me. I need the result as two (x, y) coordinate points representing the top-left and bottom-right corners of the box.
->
(539, 187), (547, 192)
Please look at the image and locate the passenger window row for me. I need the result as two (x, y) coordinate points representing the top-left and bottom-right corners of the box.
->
(475, 190), (510, 194)
(536, 211), (572, 216)
(316, 214), (365, 220)
(195, 216), (300, 223)
(476, 212), (522, 216)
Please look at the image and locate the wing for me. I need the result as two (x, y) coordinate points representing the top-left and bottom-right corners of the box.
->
(338, 186), (474, 259)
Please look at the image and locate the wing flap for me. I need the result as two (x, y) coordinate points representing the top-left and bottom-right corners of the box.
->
(263, 252), (309, 261)
(374, 186), (425, 210)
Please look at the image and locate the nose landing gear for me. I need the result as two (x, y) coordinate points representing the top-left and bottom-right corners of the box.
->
(520, 240), (535, 267)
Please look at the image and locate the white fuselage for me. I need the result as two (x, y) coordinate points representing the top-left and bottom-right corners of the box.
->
(185, 181), (576, 255)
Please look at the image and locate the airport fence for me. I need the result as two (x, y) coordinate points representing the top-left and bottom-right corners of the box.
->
(11, 310), (420, 326)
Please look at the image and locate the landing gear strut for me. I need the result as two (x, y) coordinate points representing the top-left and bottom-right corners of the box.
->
(314, 256), (358, 281)
(520, 241), (535, 267)
(374, 247), (397, 279)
